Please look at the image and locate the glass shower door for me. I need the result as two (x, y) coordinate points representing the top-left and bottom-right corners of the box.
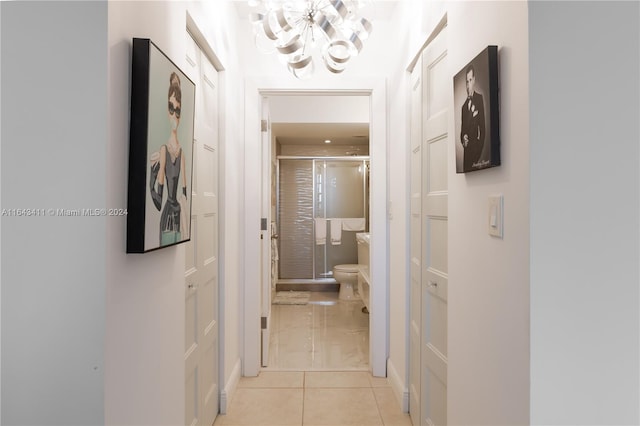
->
(314, 160), (367, 278)
(278, 158), (368, 281)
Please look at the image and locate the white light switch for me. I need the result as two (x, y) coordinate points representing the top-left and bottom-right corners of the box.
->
(488, 195), (503, 238)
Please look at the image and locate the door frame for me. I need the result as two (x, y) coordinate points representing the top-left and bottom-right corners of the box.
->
(242, 77), (388, 377)
(260, 96), (272, 367)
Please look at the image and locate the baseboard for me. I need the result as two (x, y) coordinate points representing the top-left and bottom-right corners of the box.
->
(220, 358), (242, 414)
(387, 358), (409, 413)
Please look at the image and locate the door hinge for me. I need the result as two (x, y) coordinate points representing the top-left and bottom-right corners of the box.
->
(261, 119), (268, 132)
(261, 317), (268, 329)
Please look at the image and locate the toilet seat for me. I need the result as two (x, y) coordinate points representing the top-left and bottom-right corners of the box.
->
(334, 264), (359, 274)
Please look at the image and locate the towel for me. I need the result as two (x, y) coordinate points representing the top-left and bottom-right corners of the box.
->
(342, 218), (366, 232)
(330, 219), (343, 245)
(314, 218), (327, 245)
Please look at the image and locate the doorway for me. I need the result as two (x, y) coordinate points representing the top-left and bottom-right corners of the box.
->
(242, 82), (388, 378)
(267, 97), (371, 371)
(268, 119), (371, 369)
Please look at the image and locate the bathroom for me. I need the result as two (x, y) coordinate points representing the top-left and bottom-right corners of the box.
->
(265, 96), (372, 371)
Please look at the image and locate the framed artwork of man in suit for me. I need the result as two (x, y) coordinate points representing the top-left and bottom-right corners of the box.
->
(454, 45), (500, 173)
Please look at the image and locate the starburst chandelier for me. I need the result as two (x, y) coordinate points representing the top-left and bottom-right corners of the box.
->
(248, 0), (373, 79)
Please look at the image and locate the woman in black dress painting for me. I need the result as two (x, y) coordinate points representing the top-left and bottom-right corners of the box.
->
(150, 72), (188, 246)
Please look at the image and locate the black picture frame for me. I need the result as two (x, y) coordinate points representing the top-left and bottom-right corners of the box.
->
(127, 38), (195, 253)
(453, 45), (500, 173)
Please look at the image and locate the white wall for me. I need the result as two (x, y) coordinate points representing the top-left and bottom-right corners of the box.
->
(1, 1), (244, 424)
(106, 1), (243, 423)
(385, 3), (531, 422)
(447, 2), (531, 424)
(384, 0), (448, 410)
(385, 0), (534, 422)
(387, 1), (640, 424)
(107, 3), (189, 424)
(1, 2), (107, 424)
(269, 96), (369, 123)
(385, 30), (410, 409)
(529, 2), (639, 424)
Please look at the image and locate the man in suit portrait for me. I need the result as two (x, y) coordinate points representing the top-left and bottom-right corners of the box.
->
(460, 64), (486, 171)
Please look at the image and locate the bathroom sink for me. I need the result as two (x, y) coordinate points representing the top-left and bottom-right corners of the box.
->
(356, 232), (370, 278)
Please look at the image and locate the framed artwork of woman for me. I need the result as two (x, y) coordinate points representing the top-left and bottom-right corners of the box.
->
(127, 38), (195, 253)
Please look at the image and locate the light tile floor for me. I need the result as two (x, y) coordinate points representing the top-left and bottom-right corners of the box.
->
(213, 292), (410, 425)
(266, 291), (369, 371)
(214, 371), (412, 426)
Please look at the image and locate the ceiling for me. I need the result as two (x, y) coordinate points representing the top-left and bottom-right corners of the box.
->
(235, 0), (386, 147)
(233, 1), (400, 21)
(272, 122), (369, 146)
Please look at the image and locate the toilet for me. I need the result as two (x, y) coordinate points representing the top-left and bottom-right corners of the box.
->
(333, 264), (360, 300)
(334, 232), (370, 301)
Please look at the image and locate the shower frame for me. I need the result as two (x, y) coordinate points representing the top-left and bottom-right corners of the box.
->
(276, 155), (370, 282)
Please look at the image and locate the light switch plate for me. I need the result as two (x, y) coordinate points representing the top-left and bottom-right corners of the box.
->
(488, 195), (503, 238)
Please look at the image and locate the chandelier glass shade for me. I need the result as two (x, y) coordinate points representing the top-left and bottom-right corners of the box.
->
(248, 0), (373, 79)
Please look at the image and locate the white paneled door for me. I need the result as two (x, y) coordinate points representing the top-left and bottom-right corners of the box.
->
(421, 26), (448, 426)
(409, 53), (424, 426)
(184, 32), (219, 426)
(410, 25), (449, 426)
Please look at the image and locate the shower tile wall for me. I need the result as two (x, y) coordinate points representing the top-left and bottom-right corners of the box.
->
(279, 160), (314, 279)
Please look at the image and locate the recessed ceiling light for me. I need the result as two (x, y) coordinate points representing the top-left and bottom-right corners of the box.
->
(324, 139), (331, 144)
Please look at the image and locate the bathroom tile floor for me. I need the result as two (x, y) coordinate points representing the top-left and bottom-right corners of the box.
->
(212, 292), (410, 425)
(213, 371), (412, 426)
(265, 291), (369, 371)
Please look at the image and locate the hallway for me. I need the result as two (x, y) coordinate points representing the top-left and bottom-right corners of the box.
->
(1, 2), (638, 425)
(213, 371), (411, 426)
